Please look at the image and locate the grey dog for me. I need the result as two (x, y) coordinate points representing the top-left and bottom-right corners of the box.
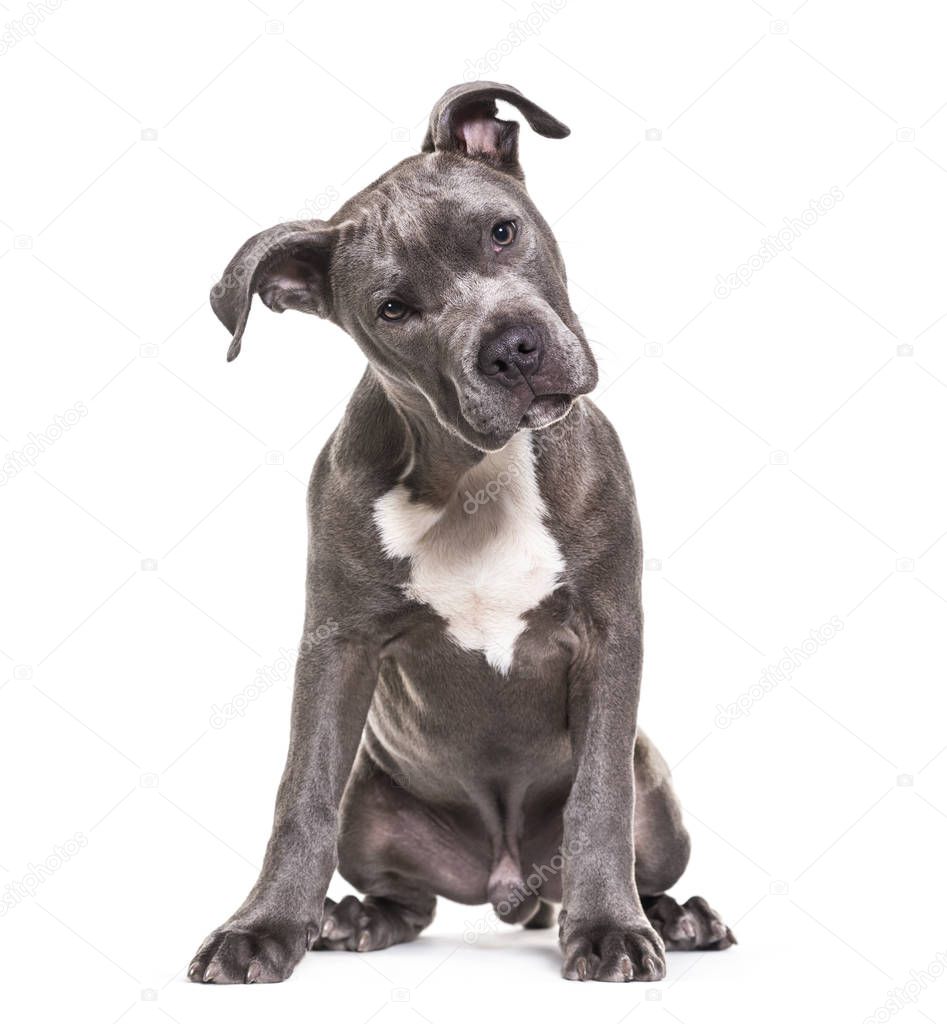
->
(189, 82), (735, 985)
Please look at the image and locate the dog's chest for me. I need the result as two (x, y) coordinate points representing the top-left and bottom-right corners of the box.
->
(373, 434), (564, 673)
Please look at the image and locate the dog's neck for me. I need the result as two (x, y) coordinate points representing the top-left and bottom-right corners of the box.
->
(369, 369), (488, 507)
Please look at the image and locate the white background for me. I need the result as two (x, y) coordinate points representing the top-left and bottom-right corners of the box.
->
(2, 0), (946, 1021)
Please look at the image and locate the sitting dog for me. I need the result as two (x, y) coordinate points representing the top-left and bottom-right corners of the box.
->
(190, 82), (735, 985)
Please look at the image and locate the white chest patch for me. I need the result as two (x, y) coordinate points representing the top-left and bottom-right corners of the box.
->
(373, 433), (564, 673)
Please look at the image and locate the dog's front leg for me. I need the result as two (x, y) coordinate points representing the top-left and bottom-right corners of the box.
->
(188, 633), (378, 984)
(559, 619), (666, 983)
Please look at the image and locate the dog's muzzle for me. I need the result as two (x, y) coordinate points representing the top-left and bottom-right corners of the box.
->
(477, 324), (544, 387)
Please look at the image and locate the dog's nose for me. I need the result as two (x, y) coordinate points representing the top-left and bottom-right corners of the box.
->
(477, 325), (544, 386)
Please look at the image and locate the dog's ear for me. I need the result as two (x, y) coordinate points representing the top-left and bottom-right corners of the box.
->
(210, 220), (335, 361)
(421, 82), (569, 177)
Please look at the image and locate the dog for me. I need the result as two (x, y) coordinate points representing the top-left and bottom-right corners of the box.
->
(189, 82), (735, 985)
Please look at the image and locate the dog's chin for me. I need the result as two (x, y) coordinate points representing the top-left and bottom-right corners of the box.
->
(518, 394), (574, 430)
(458, 394), (577, 452)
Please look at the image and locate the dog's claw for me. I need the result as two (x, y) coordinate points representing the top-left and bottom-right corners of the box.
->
(309, 894), (431, 953)
(561, 918), (665, 983)
(187, 922), (307, 984)
(643, 894), (736, 952)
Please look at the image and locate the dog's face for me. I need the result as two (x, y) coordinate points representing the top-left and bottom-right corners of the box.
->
(329, 154), (597, 448)
(211, 83), (598, 451)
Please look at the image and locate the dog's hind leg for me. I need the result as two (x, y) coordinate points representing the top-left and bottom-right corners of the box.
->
(315, 891), (435, 953)
(641, 894), (736, 950)
(313, 750), (491, 953)
(633, 732), (736, 951)
(523, 900), (558, 929)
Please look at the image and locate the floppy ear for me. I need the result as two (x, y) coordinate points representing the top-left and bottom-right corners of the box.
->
(209, 220), (335, 361)
(421, 82), (569, 177)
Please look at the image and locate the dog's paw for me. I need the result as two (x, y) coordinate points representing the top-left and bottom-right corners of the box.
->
(644, 894), (736, 951)
(559, 913), (666, 982)
(187, 919), (309, 984)
(311, 895), (431, 952)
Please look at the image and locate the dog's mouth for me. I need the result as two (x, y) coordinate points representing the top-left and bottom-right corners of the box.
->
(519, 393), (573, 430)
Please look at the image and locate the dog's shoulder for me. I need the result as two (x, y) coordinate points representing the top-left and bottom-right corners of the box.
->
(533, 398), (637, 507)
(534, 398), (642, 584)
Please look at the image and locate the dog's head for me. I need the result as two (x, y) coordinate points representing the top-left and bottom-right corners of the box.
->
(211, 82), (598, 451)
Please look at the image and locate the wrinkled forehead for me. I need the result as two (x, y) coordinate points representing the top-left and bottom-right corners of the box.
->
(335, 157), (526, 285)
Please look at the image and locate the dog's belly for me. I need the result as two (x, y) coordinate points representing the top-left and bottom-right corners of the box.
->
(365, 611), (575, 807)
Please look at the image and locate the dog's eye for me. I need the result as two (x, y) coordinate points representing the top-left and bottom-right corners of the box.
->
(491, 221), (517, 248)
(379, 299), (409, 322)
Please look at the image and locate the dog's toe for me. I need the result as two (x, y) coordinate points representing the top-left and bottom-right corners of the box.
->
(188, 922), (306, 984)
(644, 894), (736, 951)
(560, 916), (666, 983)
(311, 894), (427, 953)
